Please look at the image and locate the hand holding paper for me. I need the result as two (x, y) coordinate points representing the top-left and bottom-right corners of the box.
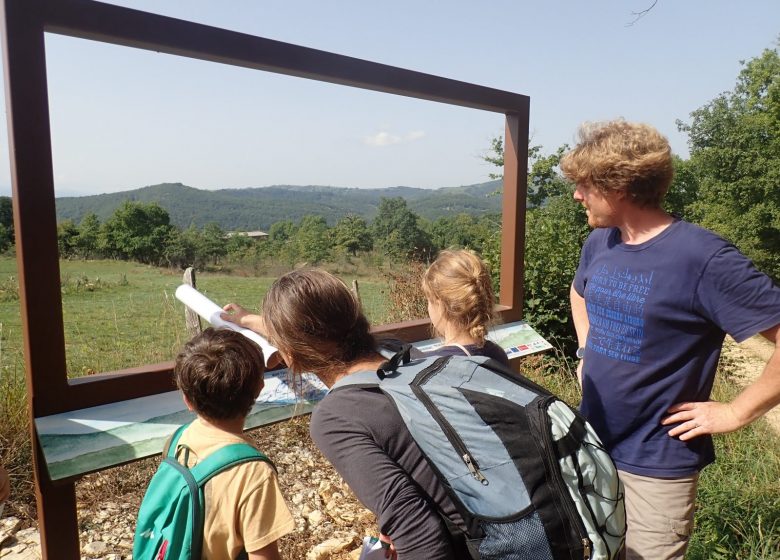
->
(174, 284), (279, 367)
(221, 302), (267, 334)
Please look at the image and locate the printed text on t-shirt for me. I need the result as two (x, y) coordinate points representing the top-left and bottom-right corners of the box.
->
(585, 265), (652, 364)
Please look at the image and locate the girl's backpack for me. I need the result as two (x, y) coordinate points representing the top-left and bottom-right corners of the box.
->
(133, 423), (272, 560)
(332, 347), (626, 560)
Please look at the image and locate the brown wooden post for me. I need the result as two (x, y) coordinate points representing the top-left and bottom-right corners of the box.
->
(183, 267), (202, 337)
(1, 0), (80, 557)
(498, 109), (530, 323)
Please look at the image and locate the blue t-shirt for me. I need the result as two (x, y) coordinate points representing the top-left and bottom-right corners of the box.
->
(573, 220), (780, 477)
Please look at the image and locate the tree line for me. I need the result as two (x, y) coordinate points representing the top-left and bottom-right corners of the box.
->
(39, 196), (497, 270)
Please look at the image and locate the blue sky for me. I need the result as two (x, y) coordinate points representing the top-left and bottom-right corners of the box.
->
(1, 0), (778, 196)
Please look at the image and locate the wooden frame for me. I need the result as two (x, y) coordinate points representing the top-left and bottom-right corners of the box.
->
(0, 0), (529, 556)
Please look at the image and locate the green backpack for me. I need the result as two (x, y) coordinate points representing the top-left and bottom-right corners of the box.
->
(133, 423), (272, 560)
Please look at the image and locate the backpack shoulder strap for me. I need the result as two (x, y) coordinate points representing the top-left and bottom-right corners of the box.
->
(163, 422), (191, 458)
(190, 442), (274, 485)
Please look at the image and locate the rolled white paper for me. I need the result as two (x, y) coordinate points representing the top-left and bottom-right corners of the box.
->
(174, 284), (278, 367)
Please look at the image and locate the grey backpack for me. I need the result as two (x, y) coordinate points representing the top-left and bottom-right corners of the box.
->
(332, 346), (625, 560)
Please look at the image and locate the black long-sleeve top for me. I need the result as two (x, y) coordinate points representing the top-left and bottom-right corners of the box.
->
(310, 385), (471, 560)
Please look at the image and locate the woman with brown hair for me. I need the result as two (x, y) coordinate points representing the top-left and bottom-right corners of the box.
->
(222, 268), (472, 560)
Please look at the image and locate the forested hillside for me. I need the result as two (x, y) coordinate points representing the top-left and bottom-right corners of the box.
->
(54, 180), (502, 230)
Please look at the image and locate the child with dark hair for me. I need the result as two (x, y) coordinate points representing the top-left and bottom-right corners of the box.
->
(422, 249), (509, 366)
(172, 328), (293, 560)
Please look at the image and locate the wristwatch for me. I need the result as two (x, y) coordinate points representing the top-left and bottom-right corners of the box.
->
(575, 347), (585, 359)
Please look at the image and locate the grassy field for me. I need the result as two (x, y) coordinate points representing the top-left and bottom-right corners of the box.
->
(0, 257), (391, 377)
(0, 256), (778, 556)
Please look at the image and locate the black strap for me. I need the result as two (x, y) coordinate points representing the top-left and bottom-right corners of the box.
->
(377, 344), (413, 379)
(554, 415), (588, 458)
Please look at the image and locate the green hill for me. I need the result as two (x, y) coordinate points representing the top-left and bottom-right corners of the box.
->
(53, 181), (502, 230)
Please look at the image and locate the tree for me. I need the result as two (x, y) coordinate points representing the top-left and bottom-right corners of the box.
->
(265, 220), (299, 264)
(527, 145), (571, 207)
(372, 197), (432, 260)
(522, 196), (589, 344)
(198, 222), (227, 265)
(225, 232), (259, 264)
(482, 139), (570, 206)
(0, 196), (13, 252)
(164, 224), (201, 269)
(57, 220), (80, 259)
(678, 43), (780, 279)
(293, 215), (332, 264)
(425, 213), (491, 252)
(332, 214), (372, 255)
(0, 223), (11, 254)
(664, 156), (700, 218)
(75, 212), (101, 259)
(100, 201), (174, 265)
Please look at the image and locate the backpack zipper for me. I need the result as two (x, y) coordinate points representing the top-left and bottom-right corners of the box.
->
(537, 397), (592, 559)
(411, 358), (489, 485)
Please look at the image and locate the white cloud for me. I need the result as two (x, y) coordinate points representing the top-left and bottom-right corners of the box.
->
(363, 130), (426, 147)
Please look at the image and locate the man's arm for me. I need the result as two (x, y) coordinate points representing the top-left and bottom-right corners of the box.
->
(664, 323), (780, 441)
(570, 284), (589, 386)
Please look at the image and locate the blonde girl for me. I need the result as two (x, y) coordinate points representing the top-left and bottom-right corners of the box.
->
(421, 249), (508, 366)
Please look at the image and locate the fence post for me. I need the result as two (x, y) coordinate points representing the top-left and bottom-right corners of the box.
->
(351, 279), (361, 305)
(183, 267), (202, 337)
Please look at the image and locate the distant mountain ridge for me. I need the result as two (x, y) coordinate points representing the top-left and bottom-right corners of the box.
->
(54, 181), (503, 230)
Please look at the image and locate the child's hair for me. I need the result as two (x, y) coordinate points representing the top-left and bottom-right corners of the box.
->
(262, 268), (376, 379)
(174, 328), (264, 421)
(422, 249), (496, 345)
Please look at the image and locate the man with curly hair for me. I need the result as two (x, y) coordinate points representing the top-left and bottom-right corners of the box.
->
(561, 120), (780, 560)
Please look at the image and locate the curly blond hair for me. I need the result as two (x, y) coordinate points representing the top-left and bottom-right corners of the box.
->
(560, 120), (674, 208)
(422, 249), (496, 346)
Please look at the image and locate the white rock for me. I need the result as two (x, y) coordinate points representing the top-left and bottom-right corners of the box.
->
(82, 540), (108, 557)
(306, 535), (354, 560)
(306, 510), (324, 527)
(14, 528), (40, 547)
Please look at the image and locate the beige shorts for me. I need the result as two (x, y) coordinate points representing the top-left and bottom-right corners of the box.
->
(618, 470), (699, 560)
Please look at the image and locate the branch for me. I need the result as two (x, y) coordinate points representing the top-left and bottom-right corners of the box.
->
(626, 0), (658, 26)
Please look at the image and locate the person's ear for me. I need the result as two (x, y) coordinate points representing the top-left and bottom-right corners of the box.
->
(182, 394), (195, 412)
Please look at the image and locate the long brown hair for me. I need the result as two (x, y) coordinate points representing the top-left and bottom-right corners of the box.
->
(262, 268), (377, 379)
